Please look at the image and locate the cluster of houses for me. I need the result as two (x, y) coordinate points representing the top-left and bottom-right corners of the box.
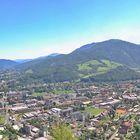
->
(0, 81), (140, 139)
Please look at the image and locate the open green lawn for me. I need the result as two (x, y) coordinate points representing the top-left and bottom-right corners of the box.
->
(97, 66), (110, 73)
(83, 107), (105, 116)
(32, 92), (47, 97)
(78, 59), (122, 79)
(96, 60), (122, 73)
(32, 90), (75, 96)
(78, 60), (101, 71)
(0, 115), (5, 125)
(101, 59), (122, 67)
(51, 89), (75, 94)
(25, 69), (33, 74)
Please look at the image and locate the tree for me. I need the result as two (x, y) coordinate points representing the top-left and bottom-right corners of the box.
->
(134, 124), (140, 140)
(2, 125), (18, 140)
(51, 123), (77, 140)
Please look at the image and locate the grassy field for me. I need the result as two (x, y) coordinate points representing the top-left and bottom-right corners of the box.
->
(15, 114), (23, 121)
(51, 89), (75, 94)
(32, 89), (75, 96)
(97, 59), (121, 73)
(78, 60), (101, 71)
(97, 66), (110, 73)
(78, 59), (122, 79)
(25, 69), (33, 74)
(101, 59), (122, 68)
(83, 107), (105, 116)
(0, 115), (5, 125)
(32, 92), (47, 97)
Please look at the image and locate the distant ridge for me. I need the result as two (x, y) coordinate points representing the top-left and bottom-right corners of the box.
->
(36, 53), (61, 60)
(0, 59), (18, 69)
(14, 39), (140, 83)
(15, 59), (32, 63)
(14, 53), (61, 64)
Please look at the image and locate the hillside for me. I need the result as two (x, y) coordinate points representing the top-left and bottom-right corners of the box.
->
(68, 39), (140, 67)
(16, 39), (140, 82)
(0, 59), (18, 69)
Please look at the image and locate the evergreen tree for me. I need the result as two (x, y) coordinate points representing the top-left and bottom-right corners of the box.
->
(51, 123), (77, 140)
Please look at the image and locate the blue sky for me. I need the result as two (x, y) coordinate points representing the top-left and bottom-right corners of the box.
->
(0, 0), (140, 59)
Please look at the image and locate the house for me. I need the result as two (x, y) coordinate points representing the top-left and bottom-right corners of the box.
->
(51, 108), (61, 114)
(121, 121), (132, 129)
(116, 109), (126, 116)
(90, 119), (100, 127)
(118, 127), (127, 135)
(25, 99), (37, 105)
(118, 121), (132, 135)
(44, 99), (54, 109)
(31, 127), (39, 133)
(61, 107), (73, 117)
(31, 127), (40, 138)
(81, 101), (91, 107)
(71, 111), (90, 121)
(11, 105), (28, 113)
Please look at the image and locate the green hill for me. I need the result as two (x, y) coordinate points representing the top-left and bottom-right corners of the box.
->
(17, 39), (140, 83)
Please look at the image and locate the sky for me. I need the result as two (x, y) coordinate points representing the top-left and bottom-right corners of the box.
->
(0, 0), (140, 59)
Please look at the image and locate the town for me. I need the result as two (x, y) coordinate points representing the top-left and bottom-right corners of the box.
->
(0, 79), (140, 140)
(1, 0), (140, 140)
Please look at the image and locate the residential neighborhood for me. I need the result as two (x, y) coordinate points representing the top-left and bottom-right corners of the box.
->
(0, 1), (140, 139)
(0, 79), (140, 140)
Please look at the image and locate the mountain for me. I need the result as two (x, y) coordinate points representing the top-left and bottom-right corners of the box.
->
(0, 59), (18, 69)
(68, 39), (140, 67)
(36, 53), (61, 60)
(15, 53), (61, 64)
(15, 59), (32, 63)
(48, 53), (61, 57)
(17, 39), (140, 83)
